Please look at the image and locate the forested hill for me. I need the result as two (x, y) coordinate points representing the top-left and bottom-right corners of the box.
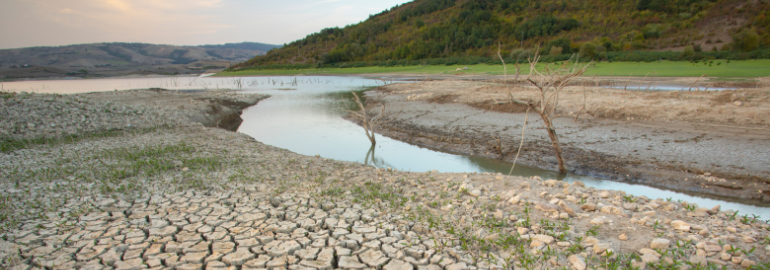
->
(235, 0), (770, 69)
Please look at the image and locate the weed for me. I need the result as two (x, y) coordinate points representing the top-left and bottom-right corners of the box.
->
(587, 225), (601, 236)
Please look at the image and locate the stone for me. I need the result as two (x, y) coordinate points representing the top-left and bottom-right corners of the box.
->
(531, 234), (554, 244)
(593, 243), (610, 254)
(619, 234), (628, 241)
(671, 220), (690, 231)
(600, 206), (623, 215)
(689, 255), (707, 266)
(741, 259), (756, 268)
(221, 248), (255, 266)
(580, 203), (596, 211)
(568, 254), (586, 270)
(469, 190), (482, 197)
(536, 202), (559, 212)
(704, 244), (722, 252)
(641, 253), (660, 263)
(558, 201), (575, 216)
(508, 196), (521, 204)
(650, 239), (670, 250)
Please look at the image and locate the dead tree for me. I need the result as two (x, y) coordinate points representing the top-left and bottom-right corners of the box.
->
(348, 91), (386, 146)
(520, 49), (591, 174)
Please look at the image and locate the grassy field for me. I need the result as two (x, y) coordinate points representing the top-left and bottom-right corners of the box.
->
(219, 59), (770, 78)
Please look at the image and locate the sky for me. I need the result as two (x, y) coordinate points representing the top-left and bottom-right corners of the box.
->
(0, 0), (414, 49)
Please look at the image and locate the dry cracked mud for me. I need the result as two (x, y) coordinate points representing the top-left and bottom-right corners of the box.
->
(0, 89), (769, 270)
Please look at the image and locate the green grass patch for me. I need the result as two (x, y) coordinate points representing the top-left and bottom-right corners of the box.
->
(218, 60), (770, 78)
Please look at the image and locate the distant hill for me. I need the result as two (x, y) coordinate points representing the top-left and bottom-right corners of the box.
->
(235, 0), (769, 69)
(198, 42), (283, 52)
(0, 42), (281, 79)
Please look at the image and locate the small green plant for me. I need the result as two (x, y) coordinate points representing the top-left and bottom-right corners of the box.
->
(684, 204), (697, 212)
(622, 195), (636, 203)
(587, 225), (601, 236)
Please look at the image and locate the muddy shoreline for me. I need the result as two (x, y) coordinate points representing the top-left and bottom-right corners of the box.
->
(356, 79), (770, 205)
(2, 88), (769, 269)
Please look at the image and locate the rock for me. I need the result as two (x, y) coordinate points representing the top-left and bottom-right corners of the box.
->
(650, 238), (670, 250)
(558, 201), (575, 216)
(508, 196), (521, 204)
(531, 235), (555, 244)
(270, 197), (282, 207)
(593, 243), (610, 254)
(568, 254), (586, 270)
(619, 234), (628, 241)
(536, 202), (559, 212)
(671, 220), (690, 231)
(741, 259), (756, 268)
(600, 206), (623, 215)
(704, 244), (722, 252)
(581, 203), (596, 211)
(469, 190), (482, 197)
(599, 191), (610, 198)
(689, 255), (707, 266)
(733, 101), (743, 106)
(544, 180), (560, 187)
(641, 253), (660, 263)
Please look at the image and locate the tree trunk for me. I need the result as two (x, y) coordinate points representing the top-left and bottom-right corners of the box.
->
(538, 112), (567, 174)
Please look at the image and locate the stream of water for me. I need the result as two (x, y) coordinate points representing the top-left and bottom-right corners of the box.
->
(4, 75), (768, 217)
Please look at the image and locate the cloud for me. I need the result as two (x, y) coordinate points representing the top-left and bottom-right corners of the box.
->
(0, 0), (412, 49)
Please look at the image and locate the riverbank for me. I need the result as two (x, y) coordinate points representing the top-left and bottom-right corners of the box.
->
(360, 79), (770, 205)
(218, 60), (770, 78)
(1, 89), (769, 269)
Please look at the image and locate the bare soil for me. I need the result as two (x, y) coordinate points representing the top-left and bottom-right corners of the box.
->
(366, 78), (770, 205)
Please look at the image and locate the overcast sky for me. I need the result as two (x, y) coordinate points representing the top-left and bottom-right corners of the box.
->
(0, 0), (413, 49)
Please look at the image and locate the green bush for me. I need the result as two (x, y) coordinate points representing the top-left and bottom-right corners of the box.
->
(732, 28), (761, 52)
(682, 45), (695, 58)
(579, 43), (598, 60)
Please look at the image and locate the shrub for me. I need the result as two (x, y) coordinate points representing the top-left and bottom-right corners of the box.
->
(731, 28), (760, 52)
(682, 45), (695, 58)
(579, 43), (598, 60)
(693, 44), (703, 53)
(549, 46), (563, 55)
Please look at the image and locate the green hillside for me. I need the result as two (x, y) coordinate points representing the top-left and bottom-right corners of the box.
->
(233, 0), (770, 71)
